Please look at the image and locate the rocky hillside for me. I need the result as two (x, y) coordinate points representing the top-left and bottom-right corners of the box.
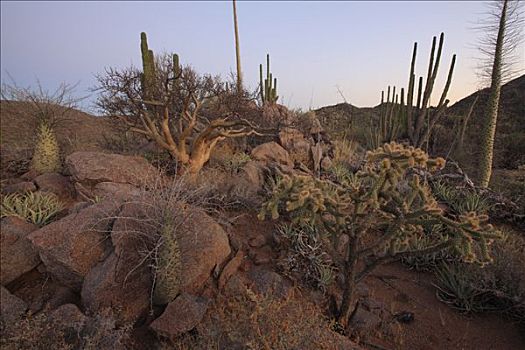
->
(0, 101), (122, 178)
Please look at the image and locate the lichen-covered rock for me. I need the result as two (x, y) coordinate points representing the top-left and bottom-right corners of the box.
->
(1, 217), (40, 285)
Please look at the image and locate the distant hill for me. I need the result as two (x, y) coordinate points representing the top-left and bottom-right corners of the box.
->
(436, 74), (525, 171)
(315, 74), (525, 172)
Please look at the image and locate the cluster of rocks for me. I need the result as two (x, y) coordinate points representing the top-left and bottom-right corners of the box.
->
(0, 151), (238, 345)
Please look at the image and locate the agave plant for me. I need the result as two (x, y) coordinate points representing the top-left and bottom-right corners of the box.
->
(1, 191), (64, 226)
(452, 190), (492, 215)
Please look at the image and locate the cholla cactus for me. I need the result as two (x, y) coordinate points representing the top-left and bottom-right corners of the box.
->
(153, 219), (182, 305)
(31, 122), (61, 174)
(260, 142), (501, 327)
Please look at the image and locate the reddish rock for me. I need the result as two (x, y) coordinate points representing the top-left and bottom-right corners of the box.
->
(218, 250), (245, 290)
(248, 234), (267, 248)
(247, 268), (291, 299)
(241, 161), (266, 190)
(250, 245), (273, 265)
(34, 172), (75, 200)
(92, 182), (141, 201)
(1, 217), (40, 285)
(165, 205), (231, 294)
(1, 181), (36, 195)
(150, 293), (208, 339)
(0, 286), (27, 324)
(251, 142), (292, 167)
(81, 252), (151, 325)
(28, 200), (120, 290)
(65, 151), (158, 187)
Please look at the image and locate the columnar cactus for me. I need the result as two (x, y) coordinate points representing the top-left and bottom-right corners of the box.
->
(259, 54), (278, 104)
(260, 142), (501, 327)
(153, 219), (182, 305)
(140, 32), (156, 99)
(31, 122), (61, 174)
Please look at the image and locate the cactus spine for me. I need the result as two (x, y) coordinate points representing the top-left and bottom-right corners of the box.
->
(259, 53), (278, 104)
(31, 122), (61, 174)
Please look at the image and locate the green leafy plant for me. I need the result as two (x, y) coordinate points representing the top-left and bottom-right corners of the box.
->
(259, 142), (501, 327)
(1, 191), (64, 226)
(452, 190), (492, 215)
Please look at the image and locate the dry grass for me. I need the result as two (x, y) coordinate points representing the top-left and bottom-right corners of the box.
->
(166, 286), (354, 350)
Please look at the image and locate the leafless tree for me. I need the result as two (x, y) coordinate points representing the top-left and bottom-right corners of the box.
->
(95, 53), (262, 176)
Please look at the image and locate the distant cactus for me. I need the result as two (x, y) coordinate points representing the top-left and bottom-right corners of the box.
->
(153, 219), (182, 305)
(140, 32), (156, 99)
(31, 122), (61, 174)
(368, 86), (404, 149)
(259, 54), (278, 104)
(379, 33), (456, 149)
(260, 142), (501, 327)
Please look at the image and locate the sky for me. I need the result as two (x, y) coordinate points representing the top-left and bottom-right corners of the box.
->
(1, 1), (524, 112)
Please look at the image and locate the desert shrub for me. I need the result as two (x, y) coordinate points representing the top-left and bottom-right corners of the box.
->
(259, 142), (502, 326)
(434, 230), (525, 320)
(276, 224), (336, 292)
(498, 132), (525, 169)
(1, 191), (64, 226)
(170, 287), (351, 350)
(431, 180), (493, 215)
(0, 308), (130, 350)
(31, 122), (61, 174)
(218, 152), (251, 175)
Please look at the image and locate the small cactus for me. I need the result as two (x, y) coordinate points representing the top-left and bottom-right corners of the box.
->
(153, 218), (182, 305)
(31, 122), (61, 174)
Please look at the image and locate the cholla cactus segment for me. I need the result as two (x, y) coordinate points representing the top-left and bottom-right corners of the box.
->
(153, 219), (182, 305)
(31, 122), (61, 174)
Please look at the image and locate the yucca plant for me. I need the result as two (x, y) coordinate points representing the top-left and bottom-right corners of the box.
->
(1, 191), (64, 226)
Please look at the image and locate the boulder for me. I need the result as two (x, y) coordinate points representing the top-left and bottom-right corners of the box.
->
(150, 293), (208, 340)
(251, 142), (292, 167)
(92, 182), (141, 201)
(175, 206), (231, 293)
(218, 250), (245, 290)
(34, 173), (75, 201)
(28, 200), (120, 290)
(279, 127), (311, 153)
(1, 181), (36, 195)
(0, 217), (40, 285)
(0, 286), (27, 324)
(65, 151), (157, 187)
(81, 253), (151, 325)
(247, 268), (292, 299)
(240, 161), (266, 190)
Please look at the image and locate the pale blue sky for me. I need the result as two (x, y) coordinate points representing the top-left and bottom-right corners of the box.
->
(1, 1), (523, 111)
